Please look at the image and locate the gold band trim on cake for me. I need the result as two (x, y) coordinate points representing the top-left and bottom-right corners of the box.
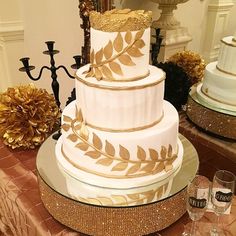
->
(61, 144), (178, 179)
(216, 65), (236, 76)
(75, 74), (165, 91)
(86, 71), (150, 82)
(89, 9), (152, 32)
(221, 38), (236, 47)
(201, 86), (236, 106)
(85, 112), (164, 132)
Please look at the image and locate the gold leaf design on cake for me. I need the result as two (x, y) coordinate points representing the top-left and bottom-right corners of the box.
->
(63, 111), (178, 178)
(67, 134), (78, 143)
(75, 142), (89, 151)
(63, 115), (73, 123)
(92, 132), (103, 150)
(118, 54), (135, 66)
(105, 140), (115, 156)
(149, 148), (159, 161)
(96, 157), (113, 166)
(61, 124), (70, 132)
(114, 32), (123, 53)
(85, 29), (145, 80)
(125, 31), (132, 44)
(119, 145), (130, 160)
(109, 62), (123, 76)
(85, 150), (101, 159)
(104, 40), (113, 60)
(112, 161), (128, 171)
(75, 182), (169, 206)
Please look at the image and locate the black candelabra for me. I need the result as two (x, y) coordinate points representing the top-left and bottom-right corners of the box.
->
(19, 41), (82, 109)
(19, 41), (82, 139)
(151, 28), (163, 66)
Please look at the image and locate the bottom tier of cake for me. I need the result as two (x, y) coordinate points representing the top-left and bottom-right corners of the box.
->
(56, 100), (183, 189)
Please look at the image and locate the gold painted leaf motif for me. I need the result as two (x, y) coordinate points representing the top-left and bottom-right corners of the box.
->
(90, 49), (95, 63)
(125, 31), (132, 44)
(126, 163), (141, 175)
(61, 124), (70, 132)
(96, 197), (113, 206)
(96, 158), (113, 166)
(85, 151), (101, 159)
(95, 48), (103, 64)
(141, 162), (156, 173)
(67, 134), (78, 142)
(92, 132), (102, 150)
(119, 145), (130, 160)
(168, 145), (172, 157)
(76, 108), (83, 122)
(85, 68), (94, 78)
(154, 162), (165, 173)
(165, 164), (173, 172)
(127, 193), (139, 200)
(112, 161), (128, 171)
(74, 123), (82, 130)
(118, 54), (135, 66)
(135, 29), (144, 40)
(134, 39), (145, 49)
(104, 40), (113, 60)
(112, 195), (127, 205)
(94, 68), (103, 80)
(137, 146), (146, 161)
(149, 148), (159, 161)
(113, 32), (123, 53)
(109, 61), (123, 76)
(160, 146), (167, 159)
(101, 65), (113, 79)
(75, 142), (89, 151)
(63, 115), (72, 123)
(127, 47), (144, 57)
(105, 140), (115, 156)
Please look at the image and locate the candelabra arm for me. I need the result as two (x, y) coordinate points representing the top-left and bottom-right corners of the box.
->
(25, 66), (51, 81)
(56, 65), (75, 79)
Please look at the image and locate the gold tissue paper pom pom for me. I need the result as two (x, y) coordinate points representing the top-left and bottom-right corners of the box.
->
(168, 51), (206, 85)
(0, 84), (60, 149)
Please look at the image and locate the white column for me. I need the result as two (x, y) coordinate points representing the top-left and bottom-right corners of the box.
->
(203, 0), (236, 63)
(0, 0), (25, 92)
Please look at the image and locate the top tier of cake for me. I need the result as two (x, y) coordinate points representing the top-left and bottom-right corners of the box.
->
(217, 36), (236, 76)
(87, 9), (152, 81)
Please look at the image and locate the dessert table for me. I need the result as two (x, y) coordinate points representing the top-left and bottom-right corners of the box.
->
(0, 130), (236, 235)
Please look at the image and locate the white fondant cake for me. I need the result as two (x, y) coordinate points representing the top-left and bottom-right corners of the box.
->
(197, 35), (236, 112)
(55, 9), (183, 192)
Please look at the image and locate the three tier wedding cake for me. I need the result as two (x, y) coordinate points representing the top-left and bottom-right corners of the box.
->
(55, 9), (184, 198)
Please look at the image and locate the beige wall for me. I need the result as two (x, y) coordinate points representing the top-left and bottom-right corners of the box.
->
(1, 0), (236, 105)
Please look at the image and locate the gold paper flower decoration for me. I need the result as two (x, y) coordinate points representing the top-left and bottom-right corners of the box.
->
(168, 50), (206, 85)
(0, 84), (60, 149)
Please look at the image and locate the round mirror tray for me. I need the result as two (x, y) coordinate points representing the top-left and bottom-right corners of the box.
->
(187, 85), (236, 140)
(37, 134), (199, 236)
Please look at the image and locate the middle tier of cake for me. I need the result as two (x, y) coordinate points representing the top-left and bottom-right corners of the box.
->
(56, 100), (183, 189)
(76, 65), (165, 131)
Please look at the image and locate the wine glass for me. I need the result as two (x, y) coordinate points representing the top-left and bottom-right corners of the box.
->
(210, 170), (235, 236)
(182, 175), (210, 236)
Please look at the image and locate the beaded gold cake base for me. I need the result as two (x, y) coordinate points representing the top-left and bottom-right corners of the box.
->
(38, 176), (186, 236)
(187, 95), (236, 140)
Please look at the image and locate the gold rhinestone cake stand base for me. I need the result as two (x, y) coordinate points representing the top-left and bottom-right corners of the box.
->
(186, 86), (236, 140)
(37, 134), (198, 236)
(39, 177), (186, 236)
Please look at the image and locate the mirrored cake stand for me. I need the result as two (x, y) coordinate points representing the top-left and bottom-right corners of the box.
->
(37, 134), (199, 236)
(187, 85), (236, 140)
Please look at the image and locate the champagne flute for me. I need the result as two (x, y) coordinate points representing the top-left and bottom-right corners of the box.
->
(182, 175), (210, 236)
(210, 170), (235, 236)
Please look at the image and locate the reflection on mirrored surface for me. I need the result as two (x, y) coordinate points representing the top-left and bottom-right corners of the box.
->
(190, 85), (236, 116)
(37, 134), (198, 207)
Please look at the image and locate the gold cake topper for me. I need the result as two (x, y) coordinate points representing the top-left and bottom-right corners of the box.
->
(89, 9), (152, 32)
